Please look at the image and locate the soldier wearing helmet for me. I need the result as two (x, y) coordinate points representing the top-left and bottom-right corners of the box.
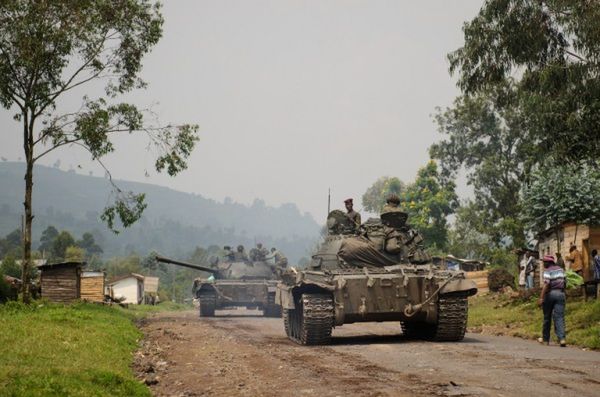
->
(234, 244), (249, 262)
(382, 194), (401, 214)
(255, 242), (269, 261)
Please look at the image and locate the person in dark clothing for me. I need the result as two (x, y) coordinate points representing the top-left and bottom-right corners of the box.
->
(593, 249), (600, 281)
(537, 255), (566, 347)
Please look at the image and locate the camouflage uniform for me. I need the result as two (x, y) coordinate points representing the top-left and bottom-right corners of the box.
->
(234, 245), (249, 262)
(346, 210), (361, 230)
(223, 246), (235, 261)
(255, 244), (269, 261)
(267, 249), (288, 268)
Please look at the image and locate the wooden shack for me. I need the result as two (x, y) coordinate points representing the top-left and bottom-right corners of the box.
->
(143, 276), (159, 304)
(80, 271), (105, 302)
(537, 222), (600, 281)
(37, 261), (84, 303)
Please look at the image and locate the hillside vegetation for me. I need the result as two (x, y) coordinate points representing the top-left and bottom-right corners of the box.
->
(0, 162), (319, 263)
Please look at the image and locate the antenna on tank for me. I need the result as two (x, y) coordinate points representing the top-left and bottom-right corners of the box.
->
(327, 188), (331, 214)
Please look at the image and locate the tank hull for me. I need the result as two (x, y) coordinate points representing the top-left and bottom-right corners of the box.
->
(195, 279), (281, 317)
(276, 266), (476, 344)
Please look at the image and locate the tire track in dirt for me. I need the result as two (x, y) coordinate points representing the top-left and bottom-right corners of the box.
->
(134, 310), (600, 397)
(135, 311), (468, 396)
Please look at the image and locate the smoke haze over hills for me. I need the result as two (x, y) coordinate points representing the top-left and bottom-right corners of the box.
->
(0, 162), (319, 263)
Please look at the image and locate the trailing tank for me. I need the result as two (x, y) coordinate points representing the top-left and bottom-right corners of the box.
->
(276, 209), (477, 345)
(155, 255), (282, 317)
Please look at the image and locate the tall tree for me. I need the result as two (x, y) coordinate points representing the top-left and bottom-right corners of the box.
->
(431, 86), (532, 247)
(448, 0), (600, 163)
(38, 225), (58, 254)
(76, 232), (103, 257)
(0, 1), (199, 302)
(399, 161), (458, 250)
(361, 177), (404, 214)
(51, 230), (75, 261)
(0, 229), (23, 258)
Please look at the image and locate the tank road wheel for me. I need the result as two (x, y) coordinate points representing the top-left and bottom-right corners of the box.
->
(286, 293), (334, 345)
(400, 321), (436, 340)
(198, 290), (216, 317)
(264, 292), (282, 318)
(283, 308), (292, 337)
(432, 294), (468, 341)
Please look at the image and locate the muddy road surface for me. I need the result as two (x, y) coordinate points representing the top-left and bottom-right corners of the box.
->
(135, 309), (600, 397)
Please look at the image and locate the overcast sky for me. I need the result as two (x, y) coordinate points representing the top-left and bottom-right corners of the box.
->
(0, 0), (483, 222)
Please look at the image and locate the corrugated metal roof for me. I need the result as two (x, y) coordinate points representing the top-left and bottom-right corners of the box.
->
(37, 261), (86, 269)
(108, 273), (145, 285)
(82, 271), (105, 278)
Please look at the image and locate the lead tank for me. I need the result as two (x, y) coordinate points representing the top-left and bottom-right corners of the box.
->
(276, 210), (477, 345)
(156, 255), (282, 317)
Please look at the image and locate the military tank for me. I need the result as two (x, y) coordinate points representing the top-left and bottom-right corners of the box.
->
(276, 209), (477, 345)
(156, 255), (282, 317)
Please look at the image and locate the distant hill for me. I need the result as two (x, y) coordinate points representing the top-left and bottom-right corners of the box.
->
(0, 162), (320, 262)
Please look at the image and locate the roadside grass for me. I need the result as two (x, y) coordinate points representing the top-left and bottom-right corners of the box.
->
(118, 300), (190, 319)
(468, 293), (600, 349)
(0, 300), (189, 397)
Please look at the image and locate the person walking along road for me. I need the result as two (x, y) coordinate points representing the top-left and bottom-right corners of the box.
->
(537, 255), (567, 347)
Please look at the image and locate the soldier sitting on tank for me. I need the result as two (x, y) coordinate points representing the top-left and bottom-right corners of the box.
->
(344, 198), (361, 231)
(223, 245), (235, 261)
(266, 247), (288, 268)
(382, 194), (400, 213)
(254, 243), (269, 261)
(234, 245), (249, 262)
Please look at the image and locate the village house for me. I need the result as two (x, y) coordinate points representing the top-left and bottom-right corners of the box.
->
(37, 261), (84, 303)
(80, 271), (106, 303)
(537, 222), (600, 281)
(107, 273), (145, 304)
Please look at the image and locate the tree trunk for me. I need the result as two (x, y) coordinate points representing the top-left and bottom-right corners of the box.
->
(555, 225), (561, 254)
(21, 110), (34, 304)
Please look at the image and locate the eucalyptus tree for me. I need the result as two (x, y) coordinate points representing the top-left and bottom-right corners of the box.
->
(0, 1), (199, 302)
(449, 0), (600, 162)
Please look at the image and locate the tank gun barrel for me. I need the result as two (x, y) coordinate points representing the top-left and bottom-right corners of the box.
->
(155, 255), (220, 275)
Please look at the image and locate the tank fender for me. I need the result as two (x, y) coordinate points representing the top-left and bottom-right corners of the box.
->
(276, 281), (335, 309)
(439, 278), (477, 296)
(276, 285), (295, 309)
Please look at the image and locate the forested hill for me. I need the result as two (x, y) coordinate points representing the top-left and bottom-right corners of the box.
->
(0, 162), (320, 262)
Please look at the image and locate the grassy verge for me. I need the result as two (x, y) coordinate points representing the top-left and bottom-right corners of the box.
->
(468, 293), (600, 349)
(0, 300), (189, 396)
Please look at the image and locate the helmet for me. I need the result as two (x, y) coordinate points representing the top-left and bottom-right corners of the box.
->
(386, 194), (400, 205)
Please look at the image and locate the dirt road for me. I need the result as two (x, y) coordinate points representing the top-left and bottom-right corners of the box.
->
(135, 309), (600, 397)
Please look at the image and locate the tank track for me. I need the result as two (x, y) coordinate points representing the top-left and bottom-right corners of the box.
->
(285, 293), (334, 345)
(400, 294), (468, 341)
(198, 290), (216, 317)
(263, 292), (282, 317)
(432, 294), (468, 341)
